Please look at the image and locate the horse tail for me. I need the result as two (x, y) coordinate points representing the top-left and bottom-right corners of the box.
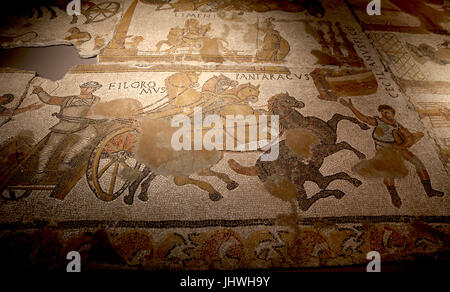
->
(228, 159), (258, 176)
(156, 40), (167, 51)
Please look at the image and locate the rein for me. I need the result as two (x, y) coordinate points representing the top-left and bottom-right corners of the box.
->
(235, 84), (258, 102)
(134, 73), (197, 115)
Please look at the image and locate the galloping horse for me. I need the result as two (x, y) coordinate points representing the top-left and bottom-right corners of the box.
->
(201, 75), (261, 116)
(141, 72), (202, 120)
(228, 93), (369, 211)
(166, 71), (201, 107)
(147, 72), (261, 118)
(125, 72), (270, 204)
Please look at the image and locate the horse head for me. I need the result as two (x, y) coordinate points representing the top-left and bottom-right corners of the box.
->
(167, 72), (200, 90)
(200, 23), (211, 36)
(268, 92), (305, 116)
(215, 74), (238, 92)
(187, 72), (200, 88)
(236, 83), (260, 103)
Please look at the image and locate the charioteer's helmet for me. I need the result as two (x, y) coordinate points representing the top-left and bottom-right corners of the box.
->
(80, 81), (102, 89)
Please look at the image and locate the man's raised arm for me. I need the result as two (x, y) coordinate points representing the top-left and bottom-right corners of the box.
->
(340, 98), (377, 126)
(32, 86), (65, 105)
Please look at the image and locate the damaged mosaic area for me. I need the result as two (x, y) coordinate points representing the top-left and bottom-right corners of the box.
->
(0, 0), (449, 270)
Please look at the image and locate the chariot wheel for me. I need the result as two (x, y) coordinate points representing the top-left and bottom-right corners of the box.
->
(83, 1), (120, 24)
(87, 127), (144, 202)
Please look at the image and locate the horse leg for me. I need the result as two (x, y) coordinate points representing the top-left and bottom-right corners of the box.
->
(307, 168), (362, 189)
(295, 183), (345, 211)
(37, 7), (43, 18)
(327, 113), (370, 132)
(315, 142), (366, 160)
(339, 141), (366, 160)
(197, 168), (239, 190)
(188, 43), (194, 55)
(227, 159), (259, 176)
(70, 15), (78, 24)
(156, 40), (169, 52)
(167, 45), (178, 54)
(173, 176), (223, 201)
(138, 172), (157, 202)
(124, 166), (152, 205)
(155, 41), (164, 51)
(46, 5), (57, 19)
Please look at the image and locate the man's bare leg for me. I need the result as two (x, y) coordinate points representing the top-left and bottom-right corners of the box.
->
(384, 177), (402, 208)
(401, 150), (444, 197)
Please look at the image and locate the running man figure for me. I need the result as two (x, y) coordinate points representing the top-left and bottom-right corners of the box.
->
(340, 98), (444, 208)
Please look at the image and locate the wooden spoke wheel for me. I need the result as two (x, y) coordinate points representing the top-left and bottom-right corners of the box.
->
(83, 1), (120, 24)
(87, 127), (144, 202)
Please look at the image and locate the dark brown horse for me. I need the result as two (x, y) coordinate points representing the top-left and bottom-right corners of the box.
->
(228, 93), (369, 211)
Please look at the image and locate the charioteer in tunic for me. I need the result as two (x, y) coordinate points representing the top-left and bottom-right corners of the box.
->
(340, 98), (444, 208)
(32, 81), (102, 181)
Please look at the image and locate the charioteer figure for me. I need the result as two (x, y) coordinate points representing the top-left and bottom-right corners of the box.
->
(32, 81), (102, 181)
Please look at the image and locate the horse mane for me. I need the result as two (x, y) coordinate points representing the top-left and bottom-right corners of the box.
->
(228, 83), (257, 96)
(268, 92), (290, 112)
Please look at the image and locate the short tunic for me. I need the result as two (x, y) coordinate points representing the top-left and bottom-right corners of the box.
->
(372, 117), (402, 150)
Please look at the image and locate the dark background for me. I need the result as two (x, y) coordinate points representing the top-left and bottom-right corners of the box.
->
(0, 45), (96, 80)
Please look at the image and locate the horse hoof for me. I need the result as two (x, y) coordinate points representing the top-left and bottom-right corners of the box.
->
(209, 191), (223, 201)
(352, 179), (362, 187)
(227, 181), (239, 190)
(391, 198), (402, 208)
(138, 192), (149, 202)
(123, 195), (134, 205)
(357, 153), (366, 160)
(334, 191), (345, 199)
(360, 123), (370, 130)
